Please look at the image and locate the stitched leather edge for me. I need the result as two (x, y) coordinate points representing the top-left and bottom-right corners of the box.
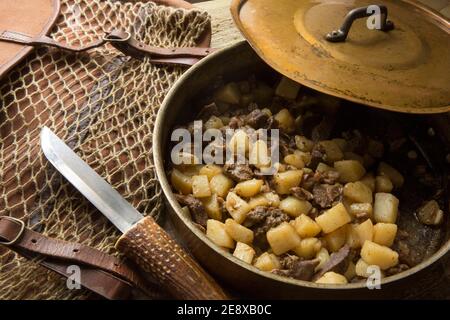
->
(0, 0), (61, 79)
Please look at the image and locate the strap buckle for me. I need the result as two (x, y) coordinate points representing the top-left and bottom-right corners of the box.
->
(0, 217), (25, 245)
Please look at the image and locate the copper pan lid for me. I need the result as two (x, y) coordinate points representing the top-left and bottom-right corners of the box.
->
(231, 0), (450, 114)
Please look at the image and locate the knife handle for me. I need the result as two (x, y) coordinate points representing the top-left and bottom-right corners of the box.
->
(115, 216), (228, 300)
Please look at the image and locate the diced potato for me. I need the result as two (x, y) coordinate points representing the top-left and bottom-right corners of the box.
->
(204, 116), (224, 130)
(363, 153), (375, 168)
(248, 194), (270, 209)
(317, 140), (344, 163)
(254, 252), (281, 271)
(229, 130), (250, 156)
(237, 80), (251, 93)
(377, 162), (404, 188)
(341, 197), (353, 214)
(373, 223), (397, 247)
(375, 175), (393, 193)
(334, 160), (366, 183)
(315, 248), (330, 271)
(171, 169), (192, 195)
(354, 219), (373, 244)
(225, 192), (251, 224)
(173, 152), (200, 166)
(360, 173), (376, 192)
(266, 222), (301, 255)
(316, 162), (334, 173)
(293, 215), (321, 238)
(199, 164), (222, 180)
(225, 218), (254, 244)
(239, 94), (254, 108)
(294, 150), (312, 166)
(315, 202), (352, 234)
(345, 224), (361, 249)
(284, 154), (305, 169)
(273, 170), (303, 194)
(206, 220), (234, 249)
(344, 261), (356, 281)
(263, 192), (281, 207)
(210, 174), (234, 197)
(214, 82), (241, 105)
(220, 116), (231, 125)
(343, 181), (373, 203)
(192, 175), (211, 198)
(344, 152), (364, 165)
(279, 196), (312, 217)
(233, 242), (255, 264)
(332, 138), (347, 152)
(294, 238), (322, 259)
(274, 109), (295, 133)
(323, 225), (347, 252)
(249, 140), (271, 168)
(295, 136), (314, 152)
(368, 139), (384, 158)
(234, 179), (264, 198)
(355, 258), (371, 277)
(373, 193), (399, 223)
(360, 240), (399, 270)
(271, 162), (286, 174)
(176, 164), (202, 177)
(252, 82), (274, 106)
(355, 258), (385, 278)
(201, 193), (222, 220)
(275, 77), (301, 100)
(315, 272), (348, 284)
(349, 203), (373, 220)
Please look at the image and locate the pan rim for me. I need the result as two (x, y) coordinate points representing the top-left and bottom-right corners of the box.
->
(153, 40), (450, 292)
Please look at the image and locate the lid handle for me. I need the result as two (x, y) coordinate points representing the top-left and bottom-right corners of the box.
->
(326, 5), (394, 42)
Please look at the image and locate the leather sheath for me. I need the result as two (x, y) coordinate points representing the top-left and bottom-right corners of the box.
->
(0, 0), (213, 80)
(0, 216), (161, 300)
(0, 0), (60, 80)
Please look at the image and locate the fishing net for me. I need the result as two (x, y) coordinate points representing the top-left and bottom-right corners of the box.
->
(0, 0), (210, 299)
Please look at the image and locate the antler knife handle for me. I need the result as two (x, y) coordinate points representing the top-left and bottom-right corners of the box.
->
(116, 216), (228, 300)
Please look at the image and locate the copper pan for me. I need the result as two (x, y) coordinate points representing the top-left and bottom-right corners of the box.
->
(154, 41), (449, 299)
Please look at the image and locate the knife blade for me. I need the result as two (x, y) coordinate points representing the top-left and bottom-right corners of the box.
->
(40, 126), (227, 300)
(41, 126), (142, 233)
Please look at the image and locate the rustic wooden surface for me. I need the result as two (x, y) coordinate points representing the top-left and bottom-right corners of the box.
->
(163, 0), (450, 299)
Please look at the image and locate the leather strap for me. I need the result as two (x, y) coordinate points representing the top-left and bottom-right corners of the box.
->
(0, 29), (213, 66)
(0, 216), (157, 300)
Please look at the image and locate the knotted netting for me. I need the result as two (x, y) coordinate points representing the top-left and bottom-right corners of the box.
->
(0, 0), (210, 299)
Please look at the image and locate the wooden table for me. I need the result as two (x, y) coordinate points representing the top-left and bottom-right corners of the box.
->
(170, 0), (450, 299)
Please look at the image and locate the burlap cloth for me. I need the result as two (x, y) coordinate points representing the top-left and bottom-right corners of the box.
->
(0, 0), (210, 299)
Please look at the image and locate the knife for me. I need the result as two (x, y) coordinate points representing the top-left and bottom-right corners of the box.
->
(40, 126), (228, 300)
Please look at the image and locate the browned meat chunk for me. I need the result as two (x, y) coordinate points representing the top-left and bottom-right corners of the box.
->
(312, 183), (343, 209)
(310, 143), (326, 167)
(244, 206), (290, 248)
(228, 116), (245, 129)
(314, 245), (350, 280)
(175, 194), (208, 227)
(223, 163), (254, 182)
(416, 200), (444, 226)
(301, 170), (340, 190)
(245, 109), (270, 129)
(272, 255), (320, 281)
(290, 187), (314, 201)
(301, 172), (321, 190)
(197, 102), (219, 120)
(320, 170), (340, 184)
(385, 263), (410, 276)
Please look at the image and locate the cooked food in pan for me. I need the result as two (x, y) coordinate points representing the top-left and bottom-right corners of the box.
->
(167, 75), (444, 284)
